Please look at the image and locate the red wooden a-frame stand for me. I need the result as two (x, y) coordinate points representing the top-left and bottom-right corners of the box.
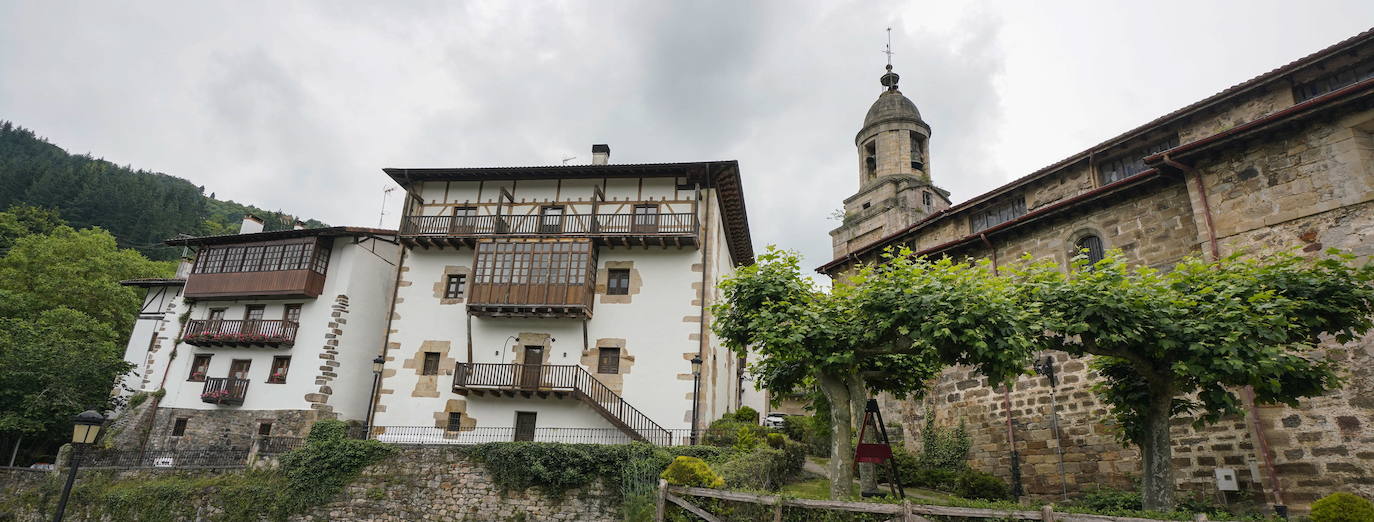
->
(853, 398), (904, 498)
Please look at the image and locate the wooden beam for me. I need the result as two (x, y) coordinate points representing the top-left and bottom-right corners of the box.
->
(665, 493), (722, 522)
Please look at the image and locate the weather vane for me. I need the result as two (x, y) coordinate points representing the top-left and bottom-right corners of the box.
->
(883, 27), (894, 67)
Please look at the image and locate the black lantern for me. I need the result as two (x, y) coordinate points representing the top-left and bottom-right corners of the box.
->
(53, 410), (104, 522)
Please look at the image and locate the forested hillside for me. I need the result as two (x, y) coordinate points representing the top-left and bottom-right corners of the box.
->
(0, 121), (326, 260)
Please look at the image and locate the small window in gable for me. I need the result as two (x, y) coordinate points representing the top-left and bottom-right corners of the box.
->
(1075, 235), (1105, 266)
(607, 269), (630, 295)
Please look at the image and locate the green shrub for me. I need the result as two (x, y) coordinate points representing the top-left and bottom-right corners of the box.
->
(669, 445), (733, 464)
(276, 420), (395, 514)
(1311, 492), (1374, 522)
(766, 433), (785, 449)
(1066, 486), (1143, 512)
(702, 418), (769, 447)
(915, 413), (970, 471)
(779, 414), (831, 457)
(732, 406), (760, 424)
(714, 440), (806, 491)
(911, 468), (960, 491)
(954, 469), (1010, 501)
(661, 456), (724, 488)
(734, 427), (759, 451)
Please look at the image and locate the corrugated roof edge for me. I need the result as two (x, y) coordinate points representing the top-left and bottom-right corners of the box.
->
(119, 278), (186, 287)
(164, 226), (398, 247)
(817, 26), (1374, 274)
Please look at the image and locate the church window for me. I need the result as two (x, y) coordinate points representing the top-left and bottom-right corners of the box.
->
(970, 197), (1026, 232)
(864, 141), (877, 180)
(1075, 235), (1105, 265)
(1098, 135), (1179, 185)
(910, 134), (924, 170)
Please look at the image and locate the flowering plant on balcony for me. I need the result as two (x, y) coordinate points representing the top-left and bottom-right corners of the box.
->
(189, 370), (206, 381)
(268, 370), (288, 384)
(183, 331), (290, 345)
(200, 389), (231, 402)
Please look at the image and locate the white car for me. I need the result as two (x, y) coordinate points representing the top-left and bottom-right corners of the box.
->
(762, 413), (788, 429)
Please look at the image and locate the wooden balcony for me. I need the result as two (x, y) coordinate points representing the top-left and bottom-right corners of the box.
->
(399, 213), (698, 249)
(453, 363), (671, 444)
(184, 269), (326, 299)
(200, 377), (249, 406)
(468, 282), (593, 319)
(182, 319), (298, 347)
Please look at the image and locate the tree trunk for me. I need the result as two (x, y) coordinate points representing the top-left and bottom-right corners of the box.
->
(818, 374), (855, 499)
(847, 375), (879, 496)
(1139, 393), (1176, 511)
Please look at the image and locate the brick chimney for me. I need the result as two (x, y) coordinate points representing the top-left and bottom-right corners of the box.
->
(591, 144), (610, 165)
(240, 214), (265, 234)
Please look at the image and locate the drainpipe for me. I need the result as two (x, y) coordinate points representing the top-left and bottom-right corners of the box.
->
(981, 233), (1023, 498)
(1161, 154), (1285, 512)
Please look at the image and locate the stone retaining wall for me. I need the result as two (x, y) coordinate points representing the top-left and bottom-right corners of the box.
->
(0, 447), (617, 521)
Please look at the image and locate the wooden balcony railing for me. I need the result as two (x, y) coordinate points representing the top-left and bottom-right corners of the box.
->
(182, 319), (298, 347)
(399, 213), (698, 248)
(453, 363), (671, 445)
(200, 377), (249, 406)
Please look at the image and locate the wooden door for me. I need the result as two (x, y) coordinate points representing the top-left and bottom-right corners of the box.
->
(229, 359), (252, 380)
(514, 412), (537, 442)
(520, 346), (544, 387)
(244, 305), (265, 335)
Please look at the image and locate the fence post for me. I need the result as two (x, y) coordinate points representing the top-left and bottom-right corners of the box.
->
(656, 479), (667, 521)
(1041, 505), (1055, 522)
(773, 495), (783, 522)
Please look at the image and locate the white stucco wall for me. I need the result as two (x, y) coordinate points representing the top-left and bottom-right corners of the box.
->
(376, 177), (746, 437)
(150, 236), (399, 421)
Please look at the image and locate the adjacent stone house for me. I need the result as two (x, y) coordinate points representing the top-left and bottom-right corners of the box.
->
(819, 29), (1374, 511)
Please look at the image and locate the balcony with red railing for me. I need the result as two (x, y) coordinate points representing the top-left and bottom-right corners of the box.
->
(182, 319), (298, 347)
(399, 212), (698, 249)
(200, 377), (249, 406)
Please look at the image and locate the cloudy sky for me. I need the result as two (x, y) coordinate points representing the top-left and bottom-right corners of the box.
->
(1, 2), (1371, 268)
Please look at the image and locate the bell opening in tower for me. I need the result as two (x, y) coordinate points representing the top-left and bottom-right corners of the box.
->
(910, 133), (924, 172)
(864, 140), (877, 181)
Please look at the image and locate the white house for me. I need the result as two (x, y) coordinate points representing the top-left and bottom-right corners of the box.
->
(370, 145), (762, 444)
(119, 217), (401, 450)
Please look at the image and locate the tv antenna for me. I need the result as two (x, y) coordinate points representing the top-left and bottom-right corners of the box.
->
(561, 156), (577, 165)
(379, 186), (397, 227)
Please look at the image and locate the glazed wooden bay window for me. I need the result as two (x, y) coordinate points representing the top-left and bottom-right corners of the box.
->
(468, 239), (597, 318)
(185, 239), (332, 298)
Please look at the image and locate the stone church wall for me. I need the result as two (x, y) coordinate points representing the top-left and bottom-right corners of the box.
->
(881, 97), (1374, 511)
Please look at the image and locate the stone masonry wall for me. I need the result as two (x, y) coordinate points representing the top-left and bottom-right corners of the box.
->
(145, 407), (320, 452)
(0, 447), (617, 522)
(877, 96), (1374, 512)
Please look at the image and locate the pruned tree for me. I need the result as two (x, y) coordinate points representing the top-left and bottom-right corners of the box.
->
(1015, 250), (1374, 511)
(713, 247), (1043, 498)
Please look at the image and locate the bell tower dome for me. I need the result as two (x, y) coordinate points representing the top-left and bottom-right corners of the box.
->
(830, 62), (951, 260)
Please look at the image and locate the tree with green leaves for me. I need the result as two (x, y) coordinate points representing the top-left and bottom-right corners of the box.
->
(1009, 250), (1374, 511)
(712, 247), (1040, 498)
(0, 308), (131, 438)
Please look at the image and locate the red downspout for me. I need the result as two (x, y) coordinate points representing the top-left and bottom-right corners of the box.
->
(982, 233), (1022, 497)
(1162, 154), (1285, 510)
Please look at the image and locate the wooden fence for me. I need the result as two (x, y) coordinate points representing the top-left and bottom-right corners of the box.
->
(656, 480), (1210, 522)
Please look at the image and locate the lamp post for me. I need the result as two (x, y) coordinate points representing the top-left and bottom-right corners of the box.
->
(689, 355), (702, 445)
(53, 410), (104, 522)
(364, 355), (385, 439)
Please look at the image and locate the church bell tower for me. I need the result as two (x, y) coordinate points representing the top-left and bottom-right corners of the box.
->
(830, 58), (951, 260)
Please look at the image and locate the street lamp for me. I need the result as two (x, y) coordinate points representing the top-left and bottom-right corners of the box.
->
(689, 355), (702, 445)
(53, 410), (104, 522)
(364, 355), (385, 438)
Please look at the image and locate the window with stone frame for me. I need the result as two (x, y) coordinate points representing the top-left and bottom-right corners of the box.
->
(922, 191), (932, 207)
(189, 354), (212, 382)
(444, 274), (466, 299)
(268, 356), (291, 384)
(607, 269), (631, 295)
(597, 347), (620, 374)
(1075, 235), (1105, 266)
(446, 412), (463, 431)
(1097, 135), (1179, 186)
(258, 422), (273, 436)
(421, 352), (441, 376)
(172, 418), (188, 436)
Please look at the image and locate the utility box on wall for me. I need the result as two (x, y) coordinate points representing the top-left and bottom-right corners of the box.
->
(1215, 468), (1240, 491)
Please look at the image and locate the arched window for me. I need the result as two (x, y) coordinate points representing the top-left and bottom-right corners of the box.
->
(1075, 235), (1104, 265)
